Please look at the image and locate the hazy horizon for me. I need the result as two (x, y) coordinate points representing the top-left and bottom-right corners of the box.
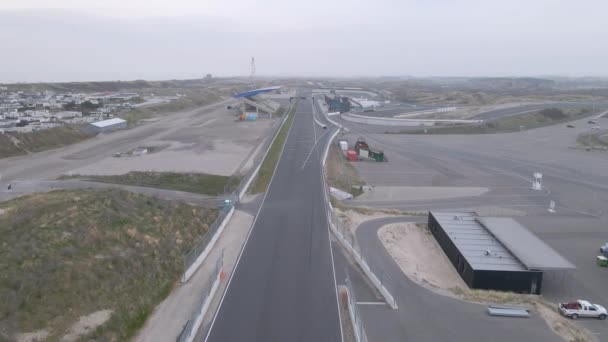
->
(2, 1), (608, 83)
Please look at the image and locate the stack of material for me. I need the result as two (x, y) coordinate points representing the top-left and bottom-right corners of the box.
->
(346, 150), (358, 161)
(339, 140), (348, 152)
(487, 305), (530, 318)
(330, 187), (353, 200)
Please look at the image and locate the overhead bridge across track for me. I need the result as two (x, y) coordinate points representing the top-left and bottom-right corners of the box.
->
(243, 96), (279, 115)
(233, 86), (282, 98)
(233, 86), (283, 117)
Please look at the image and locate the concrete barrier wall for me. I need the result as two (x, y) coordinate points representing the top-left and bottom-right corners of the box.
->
(341, 112), (482, 127)
(182, 208), (233, 282)
(320, 106), (397, 310)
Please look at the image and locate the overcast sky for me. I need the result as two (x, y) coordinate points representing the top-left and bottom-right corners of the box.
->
(1, 0), (607, 82)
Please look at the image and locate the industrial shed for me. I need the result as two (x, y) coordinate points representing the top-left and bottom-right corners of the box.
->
(428, 212), (574, 294)
(89, 118), (127, 133)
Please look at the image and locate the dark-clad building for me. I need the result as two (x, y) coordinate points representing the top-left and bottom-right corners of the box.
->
(428, 212), (574, 294)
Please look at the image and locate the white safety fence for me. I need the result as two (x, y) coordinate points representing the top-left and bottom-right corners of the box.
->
(345, 273), (368, 342)
(325, 194), (398, 309)
(318, 99), (398, 310)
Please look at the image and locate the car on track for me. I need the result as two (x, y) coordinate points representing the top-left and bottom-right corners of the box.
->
(559, 300), (607, 320)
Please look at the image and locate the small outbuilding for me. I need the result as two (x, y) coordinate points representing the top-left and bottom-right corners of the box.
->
(428, 211), (574, 294)
(89, 118), (127, 133)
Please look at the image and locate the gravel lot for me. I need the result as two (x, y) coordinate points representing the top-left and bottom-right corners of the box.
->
(0, 99), (277, 181)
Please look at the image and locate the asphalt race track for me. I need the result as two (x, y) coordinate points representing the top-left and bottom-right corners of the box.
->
(204, 97), (342, 342)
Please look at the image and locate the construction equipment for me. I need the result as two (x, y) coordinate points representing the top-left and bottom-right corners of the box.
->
(368, 149), (385, 162)
(354, 138), (369, 153)
(353, 137), (386, 162)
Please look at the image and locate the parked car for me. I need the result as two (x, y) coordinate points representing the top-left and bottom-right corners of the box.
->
(567, 124), (575, 128)
(588, 120), (597, 124)
(559, 300), (607, 320)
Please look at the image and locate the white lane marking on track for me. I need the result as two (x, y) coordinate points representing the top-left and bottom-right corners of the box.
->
(301, 129), (331, 169)
(319, 128), (345, 342)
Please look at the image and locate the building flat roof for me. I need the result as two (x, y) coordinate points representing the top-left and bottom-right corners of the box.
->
(431, 212), (526, 272)
(91, 118), (126, 128)
(477, 217), (575, 270)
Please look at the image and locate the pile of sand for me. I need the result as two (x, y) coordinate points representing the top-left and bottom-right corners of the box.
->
(379, 222), (466, 291)
(61, 310), (113, 342)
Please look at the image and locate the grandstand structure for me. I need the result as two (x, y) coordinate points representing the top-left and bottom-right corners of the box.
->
(233, 86), (283, 120)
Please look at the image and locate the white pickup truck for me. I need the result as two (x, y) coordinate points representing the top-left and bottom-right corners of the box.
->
(559, 300), (607, 320)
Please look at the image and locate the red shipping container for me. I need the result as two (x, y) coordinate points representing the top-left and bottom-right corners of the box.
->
(346, 150), (358, 161)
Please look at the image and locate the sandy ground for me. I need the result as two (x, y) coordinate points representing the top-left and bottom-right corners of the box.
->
(355, 186), (488, 202)
(136, 210), (254, 342)
(335, 208), (403, 237)
(60, 310), (112, 342)
(16, 330), (49, 342)
(379, 222), (467, 291)
(536, 304), (596, 342)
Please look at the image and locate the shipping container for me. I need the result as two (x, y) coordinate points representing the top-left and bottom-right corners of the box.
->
(346, 150), (358, 161)
(358, 148), (369, 159)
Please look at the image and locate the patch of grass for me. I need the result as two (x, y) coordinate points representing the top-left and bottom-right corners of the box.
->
(0, 134), (26, 158)
(0, 189), (218, 341)
(399, 108), (594, 135)
(249, 101), (299, 194)
(59, 171), (239, 196)
(119, 91), (224, 125)
(331, 199), (426, 217)
(326, 143), (366, 197)
(274, 106), (286, 117)
(0, 125), (95, 159)
(448, 287), (593, 342)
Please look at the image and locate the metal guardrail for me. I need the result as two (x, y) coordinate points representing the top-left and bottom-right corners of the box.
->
(183, 206), (232, 276)
(177, 250), (224, 342)
(321, 136), (397, 309)
(345, 273), (367, 342)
